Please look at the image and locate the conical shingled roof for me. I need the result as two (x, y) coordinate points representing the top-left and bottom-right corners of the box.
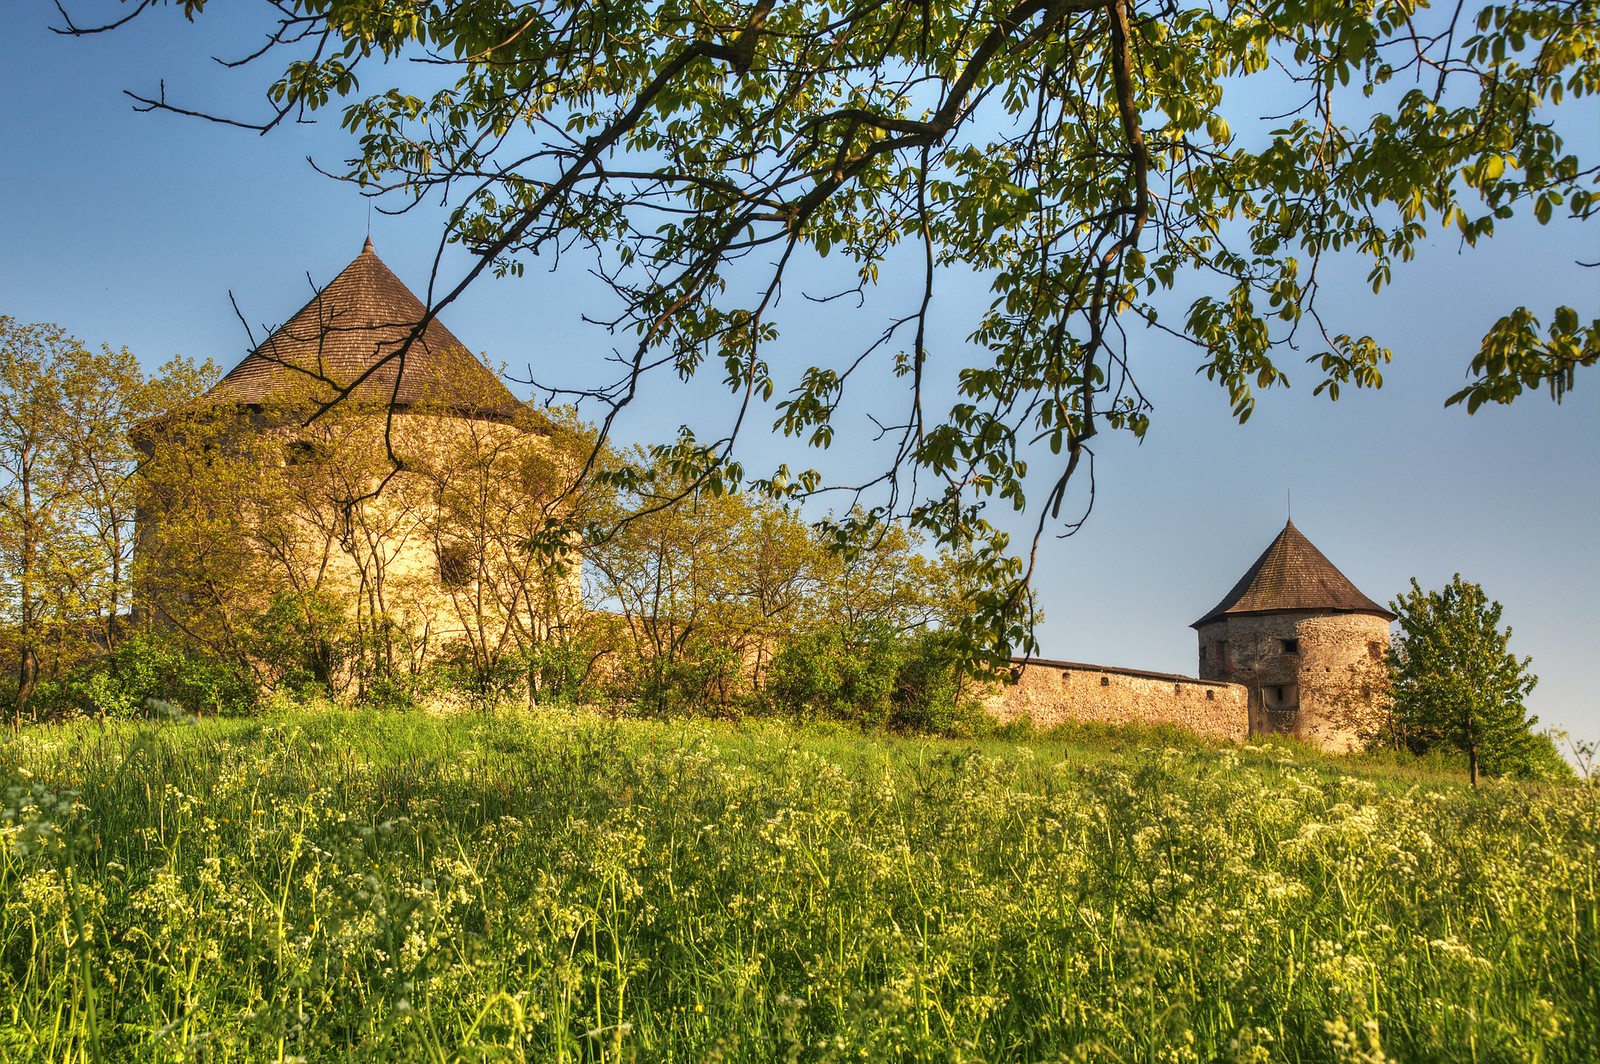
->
(1192, 519), (1393, 628)
(208, 238), (521, 420)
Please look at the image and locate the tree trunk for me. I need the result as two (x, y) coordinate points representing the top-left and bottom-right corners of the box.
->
(1466, 712), (1478, 788)
(14, 452), (37, 716)
(16, 643), (38, 715)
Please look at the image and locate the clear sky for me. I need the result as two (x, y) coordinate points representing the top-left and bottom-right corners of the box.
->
(3, 4), (1596, 749)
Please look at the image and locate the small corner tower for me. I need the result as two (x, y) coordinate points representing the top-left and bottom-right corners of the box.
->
(1192, 520), (1394, 750)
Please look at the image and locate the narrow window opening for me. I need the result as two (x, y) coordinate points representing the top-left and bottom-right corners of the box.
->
(437, 543), (473, 588)
(1263, 683), (1300, 710)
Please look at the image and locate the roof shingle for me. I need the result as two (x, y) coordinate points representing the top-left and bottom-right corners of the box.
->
(1192, 519), (1393, 627)
(207, 238), (521, 420)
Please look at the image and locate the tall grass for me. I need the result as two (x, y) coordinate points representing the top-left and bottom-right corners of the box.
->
(1, 709), (1595, 1062)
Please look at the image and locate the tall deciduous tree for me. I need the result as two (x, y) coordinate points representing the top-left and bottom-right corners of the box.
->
(587, 451), (972, 712)
(1387, 574), (1544, 785)
(0, 319), (88, 710)
(58, 0), (1600, 654)
(0, 317), (210, 714)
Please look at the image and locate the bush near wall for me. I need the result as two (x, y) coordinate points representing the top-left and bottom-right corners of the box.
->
(26, 628), (259, 721)
(765, 624), (982, 734)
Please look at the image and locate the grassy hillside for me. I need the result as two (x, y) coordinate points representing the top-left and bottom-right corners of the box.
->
(1, 709), (1595, 1062)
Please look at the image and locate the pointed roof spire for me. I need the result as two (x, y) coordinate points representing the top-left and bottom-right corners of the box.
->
(207, 242), (521, 420)
(1191, 519), (1393, 628)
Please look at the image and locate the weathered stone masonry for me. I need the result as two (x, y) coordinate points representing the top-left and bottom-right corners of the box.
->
(987, 520), (1393, 752)
(983, 660), (1249, 743)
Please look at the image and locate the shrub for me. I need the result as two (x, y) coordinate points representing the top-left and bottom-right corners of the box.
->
(766, 623), (903, 727)
(31, 628), (258, 720)
(888, 629), (975, 734)
(524, 639), (604, 707)
(356, 670), (428, 712)
(242, 591), (359, 700)
(430, 636), (608, 713)
(625, 637), (750, 719)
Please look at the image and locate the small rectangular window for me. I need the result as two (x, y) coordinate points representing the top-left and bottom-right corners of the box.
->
(437, 543), (473, 588)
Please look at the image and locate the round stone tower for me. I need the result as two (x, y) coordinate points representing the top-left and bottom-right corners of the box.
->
(136, 239), (578, 683)
(1192, 520), (1393, 751)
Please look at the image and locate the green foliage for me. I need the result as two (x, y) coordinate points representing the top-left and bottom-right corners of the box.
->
(60, 0), (1599, 652)
(0, 710), (1595, 1061)
(28, 628), (258, 720)
(1449, 305), (1600, 411)
(591, 453), (979, 713)
(431, 633), (608, 712)
(0, 317), (213, 715)
(766, 624), (982, 734)
(622, 635), (750, 719)
(521, 638), (605, 708)
(888, 629), (981, 735)
(766, 623), (903, 726)
(1387, 574), (1552, 783)
(243, 591), (358, 700)
(99, 629), (258, 719)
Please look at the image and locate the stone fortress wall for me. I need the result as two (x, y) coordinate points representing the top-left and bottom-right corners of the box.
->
(176, 242), (1390, 749)
(985, 521), (1395, 752)
(984, 660), (1250, 743)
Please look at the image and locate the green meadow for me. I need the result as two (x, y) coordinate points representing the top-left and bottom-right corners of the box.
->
(1, 709), (1595, 1062)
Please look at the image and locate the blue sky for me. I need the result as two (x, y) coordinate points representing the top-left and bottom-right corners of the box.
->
(3, 4), (1595, 748)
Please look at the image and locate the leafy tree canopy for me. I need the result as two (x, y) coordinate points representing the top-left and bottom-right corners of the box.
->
(1387, 574), (1561, 782)
(58, 0), (1600, 654)
(0, 317), (211, 714)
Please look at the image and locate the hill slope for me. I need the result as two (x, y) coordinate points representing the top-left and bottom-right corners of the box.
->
(2, 710), (1596, 1061)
